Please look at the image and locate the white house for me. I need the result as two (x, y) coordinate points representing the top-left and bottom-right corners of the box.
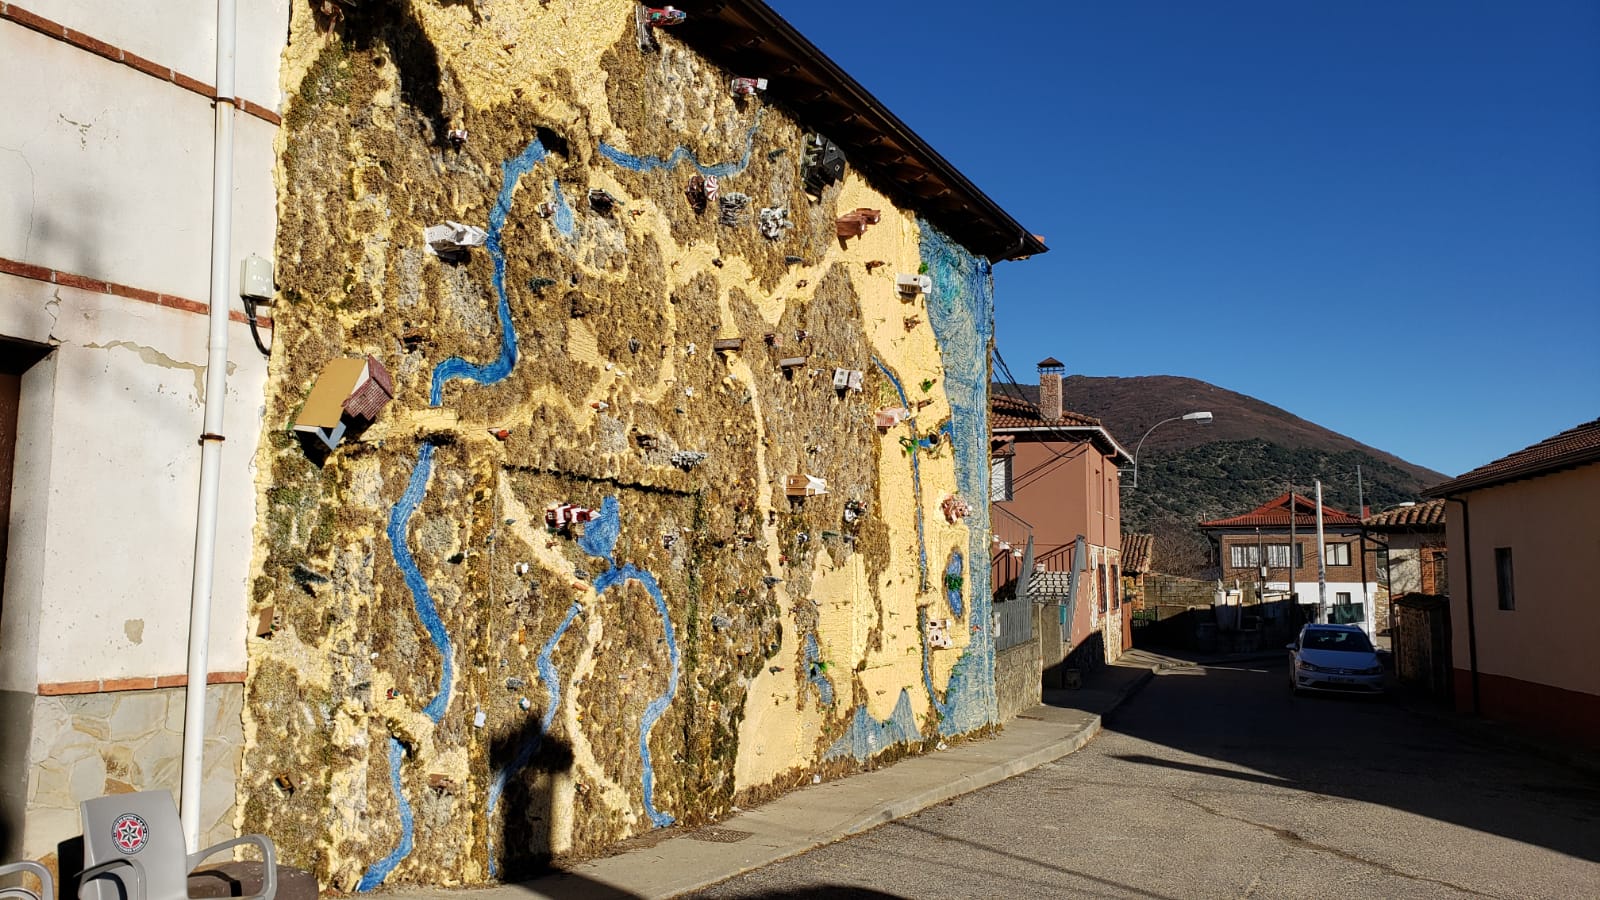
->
(1, 0), (289, 862)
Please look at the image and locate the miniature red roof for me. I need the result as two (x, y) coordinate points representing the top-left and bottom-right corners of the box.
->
(1363, 499), (1446, 529)
(1199, 492), (1361, 529)
(1426, 418), (1600, 497)
(343, 356), (394, 420)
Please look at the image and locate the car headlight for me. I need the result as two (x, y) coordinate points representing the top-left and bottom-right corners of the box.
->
(1297, 660), (1328, 673)
(1360, 665), (1383, 675)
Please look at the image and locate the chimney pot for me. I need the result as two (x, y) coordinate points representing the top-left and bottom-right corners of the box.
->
(1037, 357), (1064, 422)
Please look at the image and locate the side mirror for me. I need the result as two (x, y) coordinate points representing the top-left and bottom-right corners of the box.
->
(1285, 643), (1297, 651)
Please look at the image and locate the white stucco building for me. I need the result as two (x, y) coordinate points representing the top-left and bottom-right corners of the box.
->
(1, 0), (289, 862)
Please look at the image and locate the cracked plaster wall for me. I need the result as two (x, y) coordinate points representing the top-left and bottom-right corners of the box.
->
(245, 0), (1000, 888)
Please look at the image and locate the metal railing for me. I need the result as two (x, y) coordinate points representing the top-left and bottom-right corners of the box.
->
(990, 504), (1036, 650)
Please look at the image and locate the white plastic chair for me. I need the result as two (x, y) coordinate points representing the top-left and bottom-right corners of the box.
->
(77, 791), (275, 900)
(0, 860), (53, 900)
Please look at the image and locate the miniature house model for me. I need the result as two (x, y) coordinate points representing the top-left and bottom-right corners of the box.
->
(292, 355), (395, 450)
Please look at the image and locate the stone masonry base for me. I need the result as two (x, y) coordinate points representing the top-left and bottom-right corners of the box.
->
(8, 683), (242, 869)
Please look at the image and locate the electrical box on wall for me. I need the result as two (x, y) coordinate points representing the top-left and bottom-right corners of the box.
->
(240, 254), (274, 300)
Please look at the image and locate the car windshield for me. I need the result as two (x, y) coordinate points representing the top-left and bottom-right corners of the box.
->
(1303, 629), (1373, 653)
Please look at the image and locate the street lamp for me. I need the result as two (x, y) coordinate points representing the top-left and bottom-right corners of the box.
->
(1127, 411), (1213, 488)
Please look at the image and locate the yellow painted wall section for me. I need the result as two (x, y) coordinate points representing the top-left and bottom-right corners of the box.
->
(244, 0), (997, 888)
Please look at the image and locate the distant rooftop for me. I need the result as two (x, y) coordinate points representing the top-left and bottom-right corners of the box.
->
(1122, 533), (1154, 574)
(1364, 499), (1446, 529)
(1200, 492), (1361, 529)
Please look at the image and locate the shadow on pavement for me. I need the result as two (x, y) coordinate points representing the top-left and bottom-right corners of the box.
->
(1103, 659), (1600, 863)
(705, 888), (910, 899)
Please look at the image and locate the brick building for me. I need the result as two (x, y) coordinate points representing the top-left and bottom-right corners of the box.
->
(1199, 492), (1379, 633)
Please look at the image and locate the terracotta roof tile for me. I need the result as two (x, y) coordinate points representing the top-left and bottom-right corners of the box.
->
(342, 356), (395, 421)
(1363, 499), (1446, 529)
(990, 391), (1101, 429)
(1122, 533), (1153, 573)
(1199, 492), (1361, 529)
(1426, 418), (1600, 496)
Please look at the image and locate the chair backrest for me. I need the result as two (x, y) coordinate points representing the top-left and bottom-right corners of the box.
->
(80, 791), (188, 900)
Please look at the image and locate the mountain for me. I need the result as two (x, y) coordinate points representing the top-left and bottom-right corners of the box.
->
(993, 375), (1448, 572)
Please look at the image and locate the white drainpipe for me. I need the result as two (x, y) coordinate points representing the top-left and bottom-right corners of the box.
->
(181, 0), (238, 851)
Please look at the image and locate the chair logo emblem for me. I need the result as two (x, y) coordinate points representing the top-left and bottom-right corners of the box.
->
(112, 813), (148, 854)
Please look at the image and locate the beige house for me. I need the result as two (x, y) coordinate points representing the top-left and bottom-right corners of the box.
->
(1425, 418), (1600, 746)
(1363, 499), (1447, 634)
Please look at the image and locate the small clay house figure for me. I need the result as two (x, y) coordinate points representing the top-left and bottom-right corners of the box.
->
(588, 188), (620, 215)
(896, 273), (932, 298)
(731, 77), (768, 97)
(874, 407), (909, 429)
(645, 6), (686, 26)
(927, 618), (954, 649)
(685, 175), (709, 213)
(835, 208), (881, 239)
(546, 504), (598, 529)
(292, 355), (394, 450)
(941, 495), (972, 523)
(785, 475), (828, 498)
(424, 221), (488, 257)
(802, 133), (846, 193)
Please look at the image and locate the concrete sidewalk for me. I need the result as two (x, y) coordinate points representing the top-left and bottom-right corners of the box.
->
(388, 651), (1166, 900)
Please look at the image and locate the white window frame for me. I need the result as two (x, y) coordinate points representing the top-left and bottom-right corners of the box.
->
(990, 456), (1012, 502)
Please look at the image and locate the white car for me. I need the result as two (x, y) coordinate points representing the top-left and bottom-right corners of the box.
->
(1288, 624), (1385, 695)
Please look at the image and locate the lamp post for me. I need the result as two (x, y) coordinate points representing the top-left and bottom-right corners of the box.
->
(1128, 411), (1213, 488)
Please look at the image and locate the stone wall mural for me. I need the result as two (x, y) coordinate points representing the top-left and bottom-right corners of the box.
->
(244, 0), (997, 888)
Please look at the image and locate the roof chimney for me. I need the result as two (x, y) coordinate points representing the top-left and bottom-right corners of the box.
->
(1037, 357), (1064, 422)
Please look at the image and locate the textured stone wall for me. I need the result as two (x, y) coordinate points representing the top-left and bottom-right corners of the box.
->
(21, 685), (241, 865)
(994, 622), (1041, 722)
(243, 0), (998, 889)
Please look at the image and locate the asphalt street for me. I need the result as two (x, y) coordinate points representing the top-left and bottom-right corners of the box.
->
(691, 658), (1600, 899)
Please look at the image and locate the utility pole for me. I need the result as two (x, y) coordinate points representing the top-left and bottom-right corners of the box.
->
(1288, 481), (1297, 612)
(1358, 465), (1371, 633)
(1315, 478), (1328, 622)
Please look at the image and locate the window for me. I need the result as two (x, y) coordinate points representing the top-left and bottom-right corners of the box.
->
(1335, 591), (1351, 604)
(989, 457), (1011, 501)
(1266, 543), (1302, 568)
(1495, 547), (1515, 610)
(1097, 564), (1109, 613)
(1324, 542), (1351, 566)
(1111, 565), (1121, 608)
(1229, 545), (1260, 569)
(1302, 627), (1373, 653)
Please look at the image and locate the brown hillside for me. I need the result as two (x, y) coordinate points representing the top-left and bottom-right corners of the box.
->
(997, 375), (1445, 485)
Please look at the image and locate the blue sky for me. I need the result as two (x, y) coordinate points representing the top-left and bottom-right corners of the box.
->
(767, 1), (1599, 477)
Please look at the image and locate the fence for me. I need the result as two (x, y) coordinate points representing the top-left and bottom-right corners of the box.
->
(1393, 593), (1452, 698)
(994, 595), (1034, 651)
